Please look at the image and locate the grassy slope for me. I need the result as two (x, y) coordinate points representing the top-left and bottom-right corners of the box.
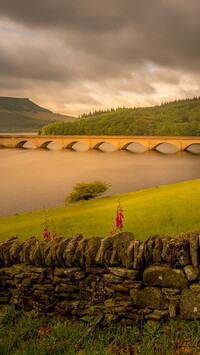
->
(0, 97), (76, 132)
(0, 111), (76, 132)
(0, 111), (54, 132)
(0, 180), (199, 242)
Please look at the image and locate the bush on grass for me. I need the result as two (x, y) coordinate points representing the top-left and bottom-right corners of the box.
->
(65, 181), (110, 203)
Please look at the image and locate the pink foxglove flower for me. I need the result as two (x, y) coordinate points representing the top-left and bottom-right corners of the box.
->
(42, 210), (57, 240)
(115, 201), (124, 231)
(42, 227), (51, 240)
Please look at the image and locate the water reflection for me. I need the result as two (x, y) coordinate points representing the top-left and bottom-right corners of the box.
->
(154, 143), (178, 154)
(67, 142), (88, 151)
(124, 142), (147, 153)
(20, 141), (37, 149)
(0, 145), (199, 216)
(96, 142), (116, 152)
(42, 141), (62, 150)
(186, 144), (200, 154)
(18, 140), (200, 155)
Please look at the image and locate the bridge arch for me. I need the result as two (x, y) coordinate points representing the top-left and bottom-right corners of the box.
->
(39, 140), (62, 149)
(151, 142), (179, 153)
(40, 140), (53, 149)
(121, 142), (147, 151)
(184, 143), (200, 153)
(65, 141), (89, 150)
(91, 141), (117, 150)
(92, 141), (106, 149)
(65, 141), (79, 149)
(15, 140), (36, 149)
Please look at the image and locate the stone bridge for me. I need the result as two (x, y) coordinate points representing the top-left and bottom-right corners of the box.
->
(0, 134), (200, 151)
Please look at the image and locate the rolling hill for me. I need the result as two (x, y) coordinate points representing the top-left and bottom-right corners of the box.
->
(0, 97), (76, 133)
(40, 97), (200, 136)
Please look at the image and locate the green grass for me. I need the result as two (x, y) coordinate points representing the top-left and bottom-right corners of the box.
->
(0, 179), (199, 242)
(0, 305), (200, 354)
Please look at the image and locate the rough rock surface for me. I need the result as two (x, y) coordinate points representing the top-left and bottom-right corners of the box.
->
(143, 265), (189, 288)
(179, 289), (200, 319)
(0, 231), (200, 324)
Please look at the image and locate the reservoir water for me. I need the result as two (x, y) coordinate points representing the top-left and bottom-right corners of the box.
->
(0, 142), (200, 217)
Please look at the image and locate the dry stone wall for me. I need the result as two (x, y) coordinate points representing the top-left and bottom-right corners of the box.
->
(0, 231), (200, 325)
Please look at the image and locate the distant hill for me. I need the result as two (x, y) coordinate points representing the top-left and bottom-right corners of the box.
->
(40, 98), (200, 136)
(0, 97), (76, 133)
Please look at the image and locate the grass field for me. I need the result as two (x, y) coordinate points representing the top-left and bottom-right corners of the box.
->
(0, 179), (199, 242)
(0, 305), (200, 355)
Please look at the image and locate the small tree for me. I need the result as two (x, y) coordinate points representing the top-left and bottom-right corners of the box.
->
(65, 181), (110, 203)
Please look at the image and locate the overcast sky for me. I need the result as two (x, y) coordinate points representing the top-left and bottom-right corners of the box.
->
(1, 0), (200, 116)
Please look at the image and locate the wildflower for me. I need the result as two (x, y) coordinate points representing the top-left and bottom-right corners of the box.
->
(42, 209), (57, 240)
(42, 227), (51, 240)
(109, 222), (116, 236)
(115, 200), (124, 231)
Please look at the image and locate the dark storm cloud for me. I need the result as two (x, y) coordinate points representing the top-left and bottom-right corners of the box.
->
(0, 44), (69, 81)
(0, 0), (128, 31)
(1, 0), (200, 115)
(2, 1), (200, 60)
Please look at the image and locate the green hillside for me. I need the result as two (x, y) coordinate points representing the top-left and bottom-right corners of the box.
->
(0, 180), (199, 242)
(0, 97), (51, 112)
(40, 97), (200, 136)
(0, 97), (76, 132)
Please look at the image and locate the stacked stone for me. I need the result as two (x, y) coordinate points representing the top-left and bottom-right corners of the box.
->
(0, 231), (200, 324)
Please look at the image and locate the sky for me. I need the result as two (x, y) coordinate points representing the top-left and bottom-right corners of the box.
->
(1, 0), (200, 117)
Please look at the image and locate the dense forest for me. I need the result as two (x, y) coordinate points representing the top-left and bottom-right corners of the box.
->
(39, 98), (200, 136)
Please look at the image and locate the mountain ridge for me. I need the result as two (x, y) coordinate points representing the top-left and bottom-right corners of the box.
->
(0, 97), (51, 113)
(0, 96), (76, 133)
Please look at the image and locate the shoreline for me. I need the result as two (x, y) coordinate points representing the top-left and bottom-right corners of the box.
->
(0, 179), (199, 242)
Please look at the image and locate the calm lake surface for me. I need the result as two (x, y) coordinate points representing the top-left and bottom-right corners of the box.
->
(0, 142), (200, 217)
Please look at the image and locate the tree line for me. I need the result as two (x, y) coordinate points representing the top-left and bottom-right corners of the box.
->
(39, 98), (200, 136)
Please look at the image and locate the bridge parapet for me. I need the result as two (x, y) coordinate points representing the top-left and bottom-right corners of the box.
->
(0, 135), (199, 152)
